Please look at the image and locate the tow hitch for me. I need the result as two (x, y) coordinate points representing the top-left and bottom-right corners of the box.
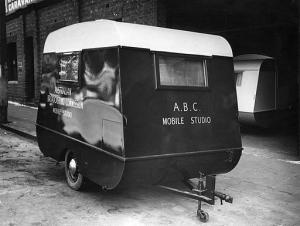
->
(158, 172), (233, 222)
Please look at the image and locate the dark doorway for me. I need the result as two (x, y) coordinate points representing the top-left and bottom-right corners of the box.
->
(25, 36), (35, 101)
(7, 42), (17, 81)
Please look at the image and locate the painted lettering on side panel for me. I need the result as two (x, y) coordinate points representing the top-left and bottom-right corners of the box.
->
(53, 107), (72, 118)
(47, 94), (83, 109)
(162, 102), (212, 126)
(162, 117), (185, 125)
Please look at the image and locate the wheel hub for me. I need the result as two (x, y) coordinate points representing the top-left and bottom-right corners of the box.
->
(69, 158), (78, 178)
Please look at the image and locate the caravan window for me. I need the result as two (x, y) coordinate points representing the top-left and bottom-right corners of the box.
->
(81, 48), (120, 107)
(58, 53), (80, 82)
(235, 72), (243, 87)
(156, 54), (208, 88)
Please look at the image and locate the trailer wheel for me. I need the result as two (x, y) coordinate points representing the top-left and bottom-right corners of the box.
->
(65, 150), (85, 191)
(197, 209), (209, 223)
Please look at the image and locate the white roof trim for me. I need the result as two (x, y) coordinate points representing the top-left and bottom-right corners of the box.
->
(234, 54), (274, 61)
(43, 20), (232, 57)
(234, 54), (274, 71)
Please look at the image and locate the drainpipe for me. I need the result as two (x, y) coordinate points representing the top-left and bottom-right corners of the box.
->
(0, 0), (8, 123)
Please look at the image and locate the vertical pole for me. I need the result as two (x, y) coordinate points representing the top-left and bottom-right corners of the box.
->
(204, 175), (216, 205)
(0, 0), (8, 123)
(197, 172), (205, 213)
(298, 1), (300, 156)
(33, 9), (40, 103)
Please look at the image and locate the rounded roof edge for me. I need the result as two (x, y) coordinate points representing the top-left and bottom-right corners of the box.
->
(234, 54), (274, 61)
(44, 19), (232, 57)
(233, 54), (274, 71)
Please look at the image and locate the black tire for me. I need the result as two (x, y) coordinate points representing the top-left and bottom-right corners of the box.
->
(64, 150), (85, 191)
(197, 210), (209, 223)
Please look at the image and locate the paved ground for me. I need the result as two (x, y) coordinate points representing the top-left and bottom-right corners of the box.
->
(3, 102), (37, 139)
(0, 102), (299, 225)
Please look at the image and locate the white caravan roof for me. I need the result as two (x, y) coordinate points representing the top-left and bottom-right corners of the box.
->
(234, 54), (274, 71)
(43, 19), (232, 57)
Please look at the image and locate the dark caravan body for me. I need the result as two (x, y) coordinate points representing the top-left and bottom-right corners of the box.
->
(36, 20), (242, 191)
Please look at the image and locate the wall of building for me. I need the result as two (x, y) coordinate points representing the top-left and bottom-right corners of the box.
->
(5, 0), (158, 104)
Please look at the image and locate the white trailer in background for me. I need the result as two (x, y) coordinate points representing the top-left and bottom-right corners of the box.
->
(234, 54), (277, 127)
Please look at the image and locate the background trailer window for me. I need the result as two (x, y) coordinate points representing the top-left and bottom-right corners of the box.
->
(156, 54), (208, 88)
(235, 72), (243, 87)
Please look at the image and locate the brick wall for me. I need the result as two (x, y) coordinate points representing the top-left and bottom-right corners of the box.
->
(39, 0), (79, 44)
(25, 11), (39, 103)
(36, 0), (80, 103)
(121, 0), (157, 25)
(80, 0), (157, 25)
(4, 0), (159, 104)
(6, 16), (24, 103)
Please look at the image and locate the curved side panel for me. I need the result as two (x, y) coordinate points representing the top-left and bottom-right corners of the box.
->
(254, 60), (276, 112)
(36, 124), (125, 189)
(37, 48), (125, 189)
(65, 135), (125, 190)
(36, 125), (66, 161)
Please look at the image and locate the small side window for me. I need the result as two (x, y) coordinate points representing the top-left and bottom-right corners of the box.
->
(58, 53), (80, 83)
(81, 48), (120, 108)
(156, 54), (208, 89)
(235, 72), (243, 87)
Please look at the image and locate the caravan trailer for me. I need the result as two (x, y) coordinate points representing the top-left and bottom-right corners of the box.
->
(234, 54), (278, 127)
(36, 20), (242, 222)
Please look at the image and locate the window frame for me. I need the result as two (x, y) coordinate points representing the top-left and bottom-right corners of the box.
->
(154, 52), (210, 90)
(56, 51), (81, 85)
(80, 46), (122, 110)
